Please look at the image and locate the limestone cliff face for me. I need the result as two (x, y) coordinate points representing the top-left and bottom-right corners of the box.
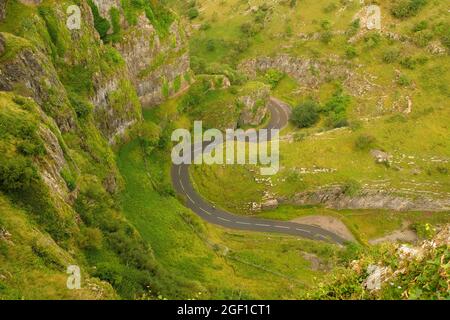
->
(0, 1), (166, 298)
(93, 1), (191, 107)
(0, 0), (191, 208)
(0, 1), (141, 202)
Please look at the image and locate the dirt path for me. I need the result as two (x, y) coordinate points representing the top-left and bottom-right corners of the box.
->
(291, 215), (355, 242)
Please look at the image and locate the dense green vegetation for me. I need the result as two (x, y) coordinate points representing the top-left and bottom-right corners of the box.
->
(0, 0), (448, 300)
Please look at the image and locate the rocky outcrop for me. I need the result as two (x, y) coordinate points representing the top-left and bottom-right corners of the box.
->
(280, 186), (450, 212)
(239, 54), (380, 97)
(0, 0), (6, 22)
(237, 81), (270, 127)
(261, 199), (278, 210)
(37, 125), (69, 201)
(0, 33), (77, 133)
(371, 149), (392, 164)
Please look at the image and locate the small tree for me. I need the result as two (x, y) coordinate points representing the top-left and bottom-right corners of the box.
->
(291, 101), (320, 128)
(138, 122), (161, 156)
(264, 69), (285, 88)
(187, 7), (199, 20)
(354, 134), (377, 151)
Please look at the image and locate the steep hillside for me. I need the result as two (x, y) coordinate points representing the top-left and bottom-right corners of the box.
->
(0, 0), (192, 299)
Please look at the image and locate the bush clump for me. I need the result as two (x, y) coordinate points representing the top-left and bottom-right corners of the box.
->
(291, 101), (320, 128)
(0, 157), (38, 191)
(264, 69), (285, 88)
(354, 134), (377, 151)
(322, 88), (351, 128)
(391, 0), (428, 19)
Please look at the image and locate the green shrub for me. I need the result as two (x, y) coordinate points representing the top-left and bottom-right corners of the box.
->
(68, 92), (93, 119)
(412, 30), (433, 47)
(60, 64), (94, 98)
(321, 88), (351, 129)
(342, 179), (361, 196)
(433, 22), (450, 49)
(173, 75), (182, 93)
(138, 121), (161, 156)
(364, 32), (381, 48)
(240, 22), (262, 36)
(324, 112), (349, 128)
(144, 1), (174, 37)
(411, 222), (435, 239)
(264, 69), (285, 88)
(382, 49), (400, 63)
(17, 140), (45, 157)
(397, 74), (411, 86)
(38, 6), (66, 57)
(60, 167), (76, 191)
(179, 89), (202, 113)
(87, 0), (111, 41)
(200, 23), (211, 31)
(322, 88), (350, 115)
(323, 3), (337, 13)
(412, 20), (428, 32)
(232, 39), (250, 54)
(206, 39), (216, 52)
(162, 78), (170, 98)
(187, 7), (199, 20)
(0, 157), (38, 191)
(78, 227), (103, 250)
(354, 134), (377, 151)
(400, 56), (417, 69)
(436, 165), (448, 175)
(391, 0), (427, 19)
(345, 46), (357, 59)
(291, 101), (320, 128)
(347, 19), (360, 37)
(109, 7), (122, 43)
(320, 30), (333, 44)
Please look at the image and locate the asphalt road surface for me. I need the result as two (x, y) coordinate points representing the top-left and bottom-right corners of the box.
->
(171, 97), (347, 245)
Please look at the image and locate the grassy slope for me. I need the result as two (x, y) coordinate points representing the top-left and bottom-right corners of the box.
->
(0, 194), (116, 299)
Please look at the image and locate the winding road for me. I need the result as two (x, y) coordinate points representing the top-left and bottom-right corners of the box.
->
(171, 97), (347, 245)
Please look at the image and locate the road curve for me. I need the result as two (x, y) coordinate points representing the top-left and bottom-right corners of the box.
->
(171, 97), (347, 245)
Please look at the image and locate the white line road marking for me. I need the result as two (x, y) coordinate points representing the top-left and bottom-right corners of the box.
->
(275, 225), (290, 229)
(171, 97), (343, 244)
(186, 194), (196, 204)
(199, 207), (211, 216)
(180, 178), (186, 192)
(255, 223), (271, 227)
